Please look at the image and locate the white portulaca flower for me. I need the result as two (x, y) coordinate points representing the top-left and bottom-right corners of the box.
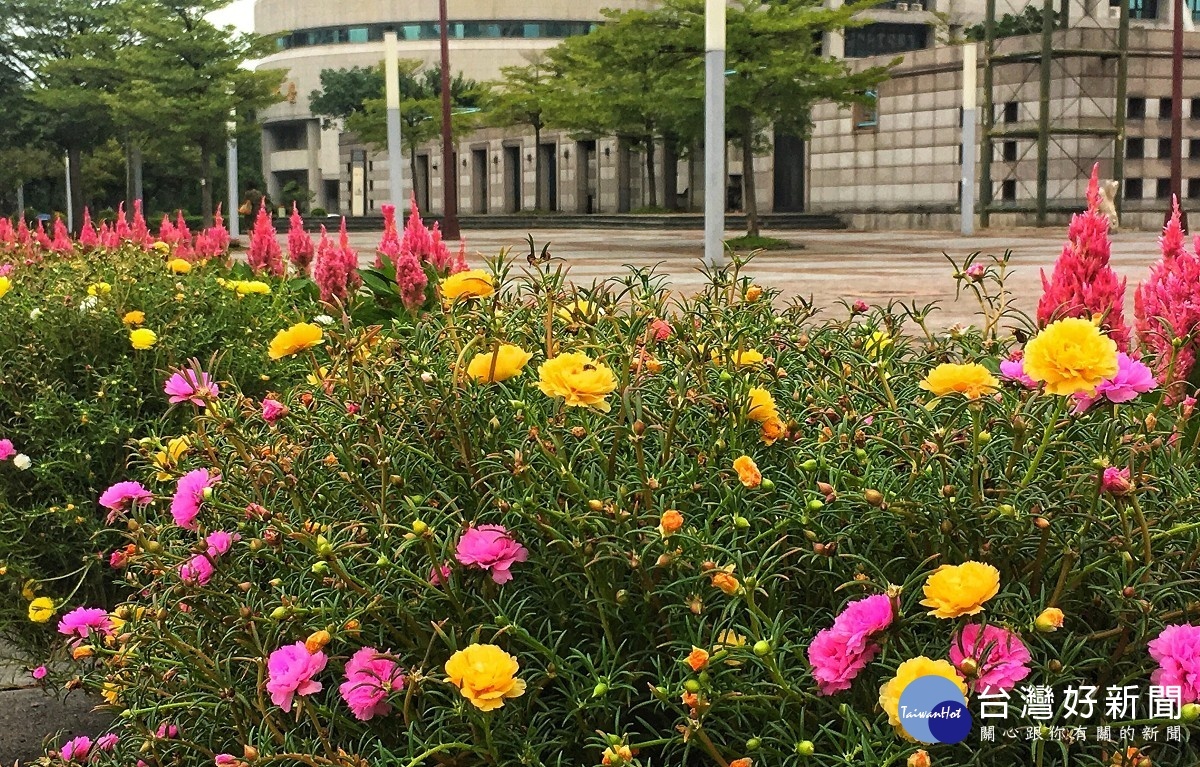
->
(78, 296), (99, 312)
(313, 314), (334, 326)
(29, 308), (42, 320)
(13, 454), (31, 471)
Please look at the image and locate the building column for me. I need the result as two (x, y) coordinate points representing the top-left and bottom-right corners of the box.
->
(824, 0), (846, 57)
(306, 120), (324, 212)
(261, 126), (281, 203)
(617, 138), (632, 213)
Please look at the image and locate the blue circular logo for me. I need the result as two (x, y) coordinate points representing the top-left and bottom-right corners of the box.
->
(897, 675), (972, 744)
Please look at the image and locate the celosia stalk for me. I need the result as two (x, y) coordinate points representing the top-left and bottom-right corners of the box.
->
(131, 200), (153, 249)
(49, 218), (73, 255)
(313, 225), (350, 302)
(1036, 163), (1130, 350)
(287, 203), (315, 275)
(246, 202), (284, 277)
(78, 208), (99, 250)
(1134, 196), (1200, 400)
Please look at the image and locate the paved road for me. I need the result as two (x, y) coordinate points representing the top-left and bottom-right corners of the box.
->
(325, 226), (1165, 329)
(0, 647), (111, 765)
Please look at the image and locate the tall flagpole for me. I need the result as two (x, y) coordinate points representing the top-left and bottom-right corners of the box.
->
(384, 28), (405, 209)
(439, 0), (461, 239)
(960, 43), (977, 236)
(704, 0), (726, 266)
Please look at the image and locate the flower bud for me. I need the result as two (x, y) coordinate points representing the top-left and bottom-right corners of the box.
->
(316, 536), (333, 556)
(1181, 703), (1200, 722)
(806, 499), (824, 512)
(760, 478), (775, 491)
(864, 489), (884, 506)
(1034, 607), (1064, 632)
(412, 520), (428, 535)
(243, 746), (259, 761)
(683, 679), (701, 693)
(733, 515), (750, 530)
(305, 630), (331, 653)
(592, 681), (609, 697)
(269, 606), (289, 620)
(201, 487), (213, 501)
(753, 640), (771, 657)
(957, 658), (978, 677)
(907, 749), (932, 767)
(746, 738), (761, 751)
(311, 561), (329, 575)
(796, 741), (815, 757)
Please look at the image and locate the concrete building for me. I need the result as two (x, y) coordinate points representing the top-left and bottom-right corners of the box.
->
(253, 0), (656, 212)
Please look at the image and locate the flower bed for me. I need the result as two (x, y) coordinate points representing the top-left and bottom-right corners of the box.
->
(14, 176), (1200, 767)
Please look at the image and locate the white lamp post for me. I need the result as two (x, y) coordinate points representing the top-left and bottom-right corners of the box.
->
(227, 112), (240, 239)
(960, 43), (977, 236)
(704, 0), (726, 266)
(384, 28), (405, 208)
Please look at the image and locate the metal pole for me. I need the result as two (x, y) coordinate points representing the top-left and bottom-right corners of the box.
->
(961, 43), (978, 236)
(227, 114), (240, 240)
(1035, 0), (1053, 226)
(979, 0), (995, 227)
(384, 28), (405, 209)
(438, 0), (460, 240)
(1171, 0), (1187, 230)
(704, 0), (726, 266)
(1113, 0), (1129, 222)
(64, 152), (73, 232)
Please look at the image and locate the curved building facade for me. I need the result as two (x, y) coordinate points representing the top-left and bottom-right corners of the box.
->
(254, 0), (656, 211)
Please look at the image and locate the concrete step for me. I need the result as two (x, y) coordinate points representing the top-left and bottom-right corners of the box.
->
(308, 212), (847, 233)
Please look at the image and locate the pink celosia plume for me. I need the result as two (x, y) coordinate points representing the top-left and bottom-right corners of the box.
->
(78, 208), (99, 250)
(247, 202), (284, 276)
(287, 203), (315, 274)
(1037, 164), (1130, 350)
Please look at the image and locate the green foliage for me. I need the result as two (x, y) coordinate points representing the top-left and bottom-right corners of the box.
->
(0, 245), (320, 655)
(308, 65), (386, 129)
(723, 235), (794, 251)
(44, 251), (1200, 767)
(964, 5), (1061, 41)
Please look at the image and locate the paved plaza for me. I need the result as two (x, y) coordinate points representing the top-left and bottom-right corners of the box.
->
(333, 226), (1166, 329)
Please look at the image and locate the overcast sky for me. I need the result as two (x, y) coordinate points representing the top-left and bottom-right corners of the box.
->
(208, 0), (254, 34)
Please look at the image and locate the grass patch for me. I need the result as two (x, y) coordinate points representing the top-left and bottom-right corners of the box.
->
(724, 234), (797, 251)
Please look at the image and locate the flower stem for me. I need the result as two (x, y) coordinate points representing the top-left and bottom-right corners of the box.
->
(1019, 397), (1067, 491)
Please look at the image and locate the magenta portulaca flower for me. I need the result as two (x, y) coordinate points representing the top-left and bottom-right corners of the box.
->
(949, 623), (1031, 694)
(98, 480), (153, 522)
(262, 398), (287, 423)
(0, 438), (14, 461)
(1148, 623), (1200, 703)
(339, 646), (405, 721)
(806, 593), (895, 695)
(1073, 353), (1157, 413)
(164, 365), (219, 407)
(455, 524), (528, 584)
(59, 735), (92, 762)
(171, 468), (219, 530)
(266, 641), (327, 712)
(57, 607), (114, 643)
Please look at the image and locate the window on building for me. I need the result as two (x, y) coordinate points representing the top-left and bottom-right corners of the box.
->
(1125, 178), (1144, 199)
(348, 27), (368, 43)
(1157, 178), (1173, 198)
(843, 23), (929, 57)
(1130, 0), (1160, 18)
(271, 124), (306, 151)
(1160, 97), (1174, 120)
(853, 90), (879, 131)
(1188, 178), (1200, 198)
(1127, 97), (1146, 120)
(1191, 138), (1200, 158)
(1002, 141), (1017, 161)
(1159, 138), (1173, 159)
(1001, 179), (1017, 201)
(1003, 102), (1019, 123)
(1126, 138), (1144, 159)
(1192, 99), (1200, 119)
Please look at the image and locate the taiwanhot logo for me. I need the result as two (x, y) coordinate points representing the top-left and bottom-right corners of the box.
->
(897, 675), (973, 744)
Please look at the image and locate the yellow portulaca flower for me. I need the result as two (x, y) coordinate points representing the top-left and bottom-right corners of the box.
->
(28, 597), (55, 623)
(864, 330), (892, 357)
(1022, 317), (1119, 396)
(129, 328), (158, 350)
(0, 275), (11, 299)
(166, 258), (192, 274)
(919, 561), (1000, 619)
(557, 299), (603, 323)
(879, 657), (968, 740)
(537, 352), (618, 412)
(441, 270), (495, 302)
(444, 643), (526, 711)
(152, 241), (171, 254)
(919, 362), (999, 399)
(467, 344), (532, 383)
(713, 348), (765, 367)
(87, 282), (112, 297)
(223, 279), (271, 296)
(746, 387), (778, 424)
(268, 322), (324, 360)
(154, 436), (190, 481)
(122, 311), (145, 326)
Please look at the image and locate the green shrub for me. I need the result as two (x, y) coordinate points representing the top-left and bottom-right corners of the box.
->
(45, 255), (1200, 767)
(309, 207), (328, 218)
(0, 246), (321, 655)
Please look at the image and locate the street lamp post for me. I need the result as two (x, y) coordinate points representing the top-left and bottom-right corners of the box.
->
(960, 43), (977, 236)
(704, 0), (726, 266)
(384, 28), (406, 209)
(1169, 0), (1187, 231)
(227, 113), (240, 240)
(439, 0), (461, 240)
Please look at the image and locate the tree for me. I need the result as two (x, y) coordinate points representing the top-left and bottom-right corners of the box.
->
(106, 0), (283, 225)
(723, 0), (893, 236)
(309, 66), (385, 128)
(485, 56), (559, 211)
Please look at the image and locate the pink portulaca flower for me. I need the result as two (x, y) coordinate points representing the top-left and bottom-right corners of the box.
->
(1101, 466), (1133, 496)
(1073, 353), (1158, 412)
(455, 524), (528, 584)
(179, 554), (215, 586)
(807, 593), (895, 696)
(98, 480), (153, 522)
(164, 366), (219, 407)
(266, 641), (327, 712)
(32, 665), (47, 680)
(262, 398), (287, 424)
(429, 562), (453, 587)
(171, 468), (218, 530)
(59, 735), (92, 762)
(0, 438), (14, 461)
(215, 755), (239, 766)
(649, 319), (672, 342)
(339, 646), (406, 721)
(949, 624), (1031, 694)
(155, 722), (179, 739)
(999, 352), (1037, 389)
(96, 733), (119, 752)
(1148, 623), (1200, 703)
(205, 530), (240, 557)
(57, 607), (114, 642)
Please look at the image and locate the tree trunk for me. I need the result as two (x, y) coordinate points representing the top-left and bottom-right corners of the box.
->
(200, 144), (214, 227)
(645, 136), (658, 210)
(741, 124), (759, 238)
(67, 145), (84, 235)
(533, 123), (543, 212)
(124, 140), (144, 210)
(663, 136), (678, 212)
